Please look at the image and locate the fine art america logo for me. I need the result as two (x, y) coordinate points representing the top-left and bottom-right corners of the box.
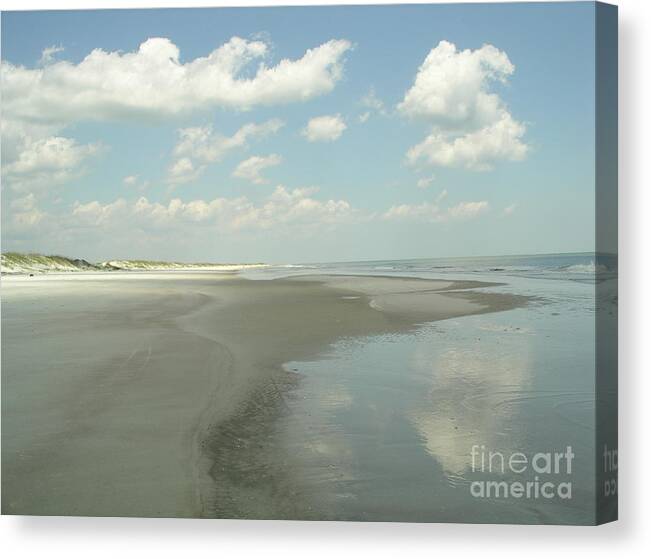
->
(470, 445), (575, 500)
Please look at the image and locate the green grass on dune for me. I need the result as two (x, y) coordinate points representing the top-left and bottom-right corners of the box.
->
(1, 252), (265, 273)
(1, 252), (95, 269)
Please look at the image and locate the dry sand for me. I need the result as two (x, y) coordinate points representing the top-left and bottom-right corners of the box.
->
(1, 272), (529, 517)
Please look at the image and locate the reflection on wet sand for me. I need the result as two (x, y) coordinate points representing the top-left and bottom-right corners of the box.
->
(410, 337), (532, 478)
(274, 301), (598, 524)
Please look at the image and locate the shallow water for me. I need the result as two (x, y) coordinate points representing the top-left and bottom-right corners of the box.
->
(248, 253), (616, 523)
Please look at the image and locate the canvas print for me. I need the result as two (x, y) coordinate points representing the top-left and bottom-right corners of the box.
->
(1, 2), (617, 524)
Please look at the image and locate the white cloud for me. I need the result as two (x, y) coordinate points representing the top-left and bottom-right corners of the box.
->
(174, 119), (283, 161)
(1, 119), (56, 171)
(69, 185), (356, 233)
(382, 202), (438, 221)
(399, 40), (528, 170)
(358, 86), (386, 122)
(167, 157), (202, 185)
(416, 175), (436, 189)
(447, 200), (490, 219)
(1, 135), (101, 192)
(2, 37), (352, 126)
(8, 193), (45, 229)
(361, 87), (385, 113)
(406, 111), (528, 171)
(72, 198), (128, 226)
(302, 114), (347, 142)
(13, 210), (44, 229)
(383, 198), (488, 222)
(2, 36), (348, 193)
(10, 193), (37, 212)
(232, 154), (282, 184)
(399, 40), (513, 128)
(12, 208), (45, 229)
(167, 118), (283, 184)
(38, 45), (64, 66)
(123, 174), (150, 191)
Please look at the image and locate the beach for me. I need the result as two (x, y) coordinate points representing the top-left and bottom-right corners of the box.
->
(1, 271), (528, 518)
(0, 2), (620, 535)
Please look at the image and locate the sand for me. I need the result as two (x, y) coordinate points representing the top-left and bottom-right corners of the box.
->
(1, 272), (529, 517)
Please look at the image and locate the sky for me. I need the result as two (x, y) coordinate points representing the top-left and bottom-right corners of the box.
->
(1, 3), (597, 264)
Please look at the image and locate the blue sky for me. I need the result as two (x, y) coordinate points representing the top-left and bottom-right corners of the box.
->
(1, 3), (597, 264)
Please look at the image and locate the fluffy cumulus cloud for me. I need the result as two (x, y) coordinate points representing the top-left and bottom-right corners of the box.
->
(72, 198), (128, 226)
(406, 111), (527, 171)
(398, 40), (513, 127)
(2, 37), (352, 125)
(302, 114), (347, 142)
(399, 40), (528, 171)
(232, 154), (282, 184)
(1, 36), (349, 193)
(168, 119), (283, 184)
(1, 135), (101, 192)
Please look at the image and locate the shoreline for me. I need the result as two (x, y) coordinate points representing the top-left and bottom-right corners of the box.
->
(2, 272), (531, 518)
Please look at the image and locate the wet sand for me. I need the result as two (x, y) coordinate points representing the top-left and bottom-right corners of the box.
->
(1, 272), (529, 517)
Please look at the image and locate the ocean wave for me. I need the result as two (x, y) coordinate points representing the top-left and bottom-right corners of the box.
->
(561, 261), (608, 274)
(277, 264), (316, 269)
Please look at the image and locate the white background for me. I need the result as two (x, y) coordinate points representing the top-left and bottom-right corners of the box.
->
(0, 0), (648, 556)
